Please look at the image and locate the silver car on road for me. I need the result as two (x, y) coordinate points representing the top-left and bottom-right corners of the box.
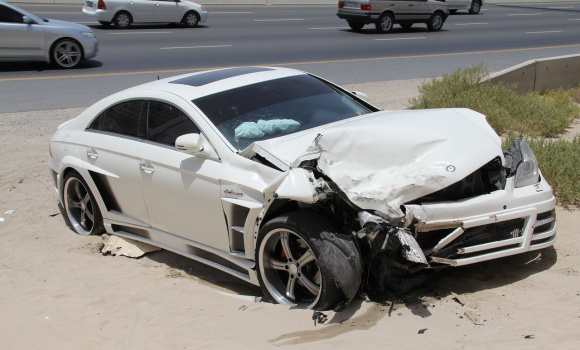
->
(0, 0), (98, 69)
(337, 0), (449, 33)
(83, 0), (208, 29)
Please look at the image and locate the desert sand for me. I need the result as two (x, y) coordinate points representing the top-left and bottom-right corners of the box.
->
(1, 78), (579, 349)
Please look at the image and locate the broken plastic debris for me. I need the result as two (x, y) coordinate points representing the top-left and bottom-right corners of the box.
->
(0, 218), (4, 222)
(464, 311), (484, 325)
(418, 328), (427, 334)
(4, 210), (14, 215)
(524, 335), (535, 339)
(101, 235), (161, 258)
(214, 290), (262, 303)
(238, 305), (247, 311)
(312, 311), (327, 326)
(451, 292), (465, 306)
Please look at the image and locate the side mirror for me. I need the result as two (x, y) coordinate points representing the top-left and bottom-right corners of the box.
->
(175, 133), (214, 157)
(22, 15), (33, 24)
(351, 91), (370, 103)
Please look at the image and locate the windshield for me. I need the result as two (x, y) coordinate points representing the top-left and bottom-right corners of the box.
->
(192, 74), (377, 150)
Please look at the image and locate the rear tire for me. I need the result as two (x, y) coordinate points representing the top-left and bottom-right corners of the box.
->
(63, 172), (104, 236)
(256, 211), (362, 311)
(375, 13), (394, 34)
(113, 11), (131, 29)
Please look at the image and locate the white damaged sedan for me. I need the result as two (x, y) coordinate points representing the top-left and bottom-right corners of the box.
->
(48, 67), (556, 311)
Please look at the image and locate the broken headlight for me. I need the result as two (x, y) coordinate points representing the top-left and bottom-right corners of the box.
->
(513, 140), (540, 188)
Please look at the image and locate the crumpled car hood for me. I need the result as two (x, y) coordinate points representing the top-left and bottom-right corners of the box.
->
(244, 108), (503, 218)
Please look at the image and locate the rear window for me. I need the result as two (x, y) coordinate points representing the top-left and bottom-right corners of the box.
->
(192, 75), (376, 149)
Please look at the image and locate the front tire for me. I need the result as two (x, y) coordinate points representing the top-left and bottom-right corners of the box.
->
(63, 172), (104, 236)
(427, 12), (444, 31)
(182, 11), (199, 28)
(51, 39), (82, 69)
(469, 1), (482, 14)
(375, 13), (394, 34)
(256, 211), (362, 311)
(113, 11), (132, 29)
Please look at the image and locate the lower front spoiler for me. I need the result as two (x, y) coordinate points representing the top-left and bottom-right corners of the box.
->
(420, 201), (557, 267)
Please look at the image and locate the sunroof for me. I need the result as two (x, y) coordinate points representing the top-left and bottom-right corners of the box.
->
(170, 67), (274, 87)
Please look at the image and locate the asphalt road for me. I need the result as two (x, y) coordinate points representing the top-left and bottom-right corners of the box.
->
(1, 3), (580, 112)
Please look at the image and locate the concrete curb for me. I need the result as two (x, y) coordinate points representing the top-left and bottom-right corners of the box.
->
(487, 54), (580, 94)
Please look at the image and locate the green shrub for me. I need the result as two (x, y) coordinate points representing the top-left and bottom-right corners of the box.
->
(409, 65), (579, 138)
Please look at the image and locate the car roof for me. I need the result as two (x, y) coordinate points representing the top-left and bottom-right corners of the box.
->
(129, 66), (307, 101)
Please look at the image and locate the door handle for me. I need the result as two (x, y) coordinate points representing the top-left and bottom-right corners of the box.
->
(139, 163), (155, 174)
(87, 149), (98, 159)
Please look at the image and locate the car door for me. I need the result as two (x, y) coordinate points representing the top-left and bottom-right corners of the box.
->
(0, 4), (45, 59)
(405, 0), (431, 20)
(153, 0), (181, 23)
(82, 100), (151, 227)
(137, 100), (231, 252)
(127, 0), (155, 22)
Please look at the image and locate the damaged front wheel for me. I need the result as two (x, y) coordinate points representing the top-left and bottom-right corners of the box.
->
(256, 211), (361, 311)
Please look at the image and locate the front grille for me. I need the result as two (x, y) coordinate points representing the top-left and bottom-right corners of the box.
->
(431, 218), (525, 259)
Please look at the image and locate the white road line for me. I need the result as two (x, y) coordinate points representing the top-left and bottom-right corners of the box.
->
(253, 19), (304, 22)
(526, 31), (563, 34)
(569, 19), (580, 21)
(508, 13), (543, 16)
(161, 45), (232, 50)
(309, 27), (349, 30)
(109, 32), (172, 35)
(212, 12), (254, 14)
(31, 12), (78, 14)
(375, 37), (426, 41)
(454, 23), (489, 26)
(548, 7), (574, 9)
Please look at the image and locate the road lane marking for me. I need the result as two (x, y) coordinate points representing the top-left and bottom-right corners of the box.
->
(526, 31), (563, 34)
(455, 23), (489, 26)
(309, 27), (350, 30)
(375, 37), (426, 41)
(108, 31), (173, 35)
(254, 19), (304, 22)
(508, 13), (543, 16)
(212, 12), (254, 14)
(3, 44), (580, 82)
(161, 45), (232, 50)
(548, 7), (574, 9)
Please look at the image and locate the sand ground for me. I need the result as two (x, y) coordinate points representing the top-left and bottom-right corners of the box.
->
(1, 79), (579, 349)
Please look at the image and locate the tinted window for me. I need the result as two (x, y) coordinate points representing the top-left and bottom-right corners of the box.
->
(87, 100), (144, 137)
(147, 101), (199, 146)
(0, 5), (24, 23)
(192, 74), (376, 149)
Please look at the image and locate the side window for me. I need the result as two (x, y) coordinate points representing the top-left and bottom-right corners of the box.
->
(87, 100), (144, 138)
(147, 101), (200, 146)
(0, 5), (24, 23)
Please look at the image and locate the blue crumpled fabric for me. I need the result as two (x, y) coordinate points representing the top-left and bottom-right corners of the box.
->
(234, 119), (300, 142)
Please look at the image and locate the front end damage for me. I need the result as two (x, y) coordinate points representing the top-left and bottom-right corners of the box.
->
(250, 109), (557, 304)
